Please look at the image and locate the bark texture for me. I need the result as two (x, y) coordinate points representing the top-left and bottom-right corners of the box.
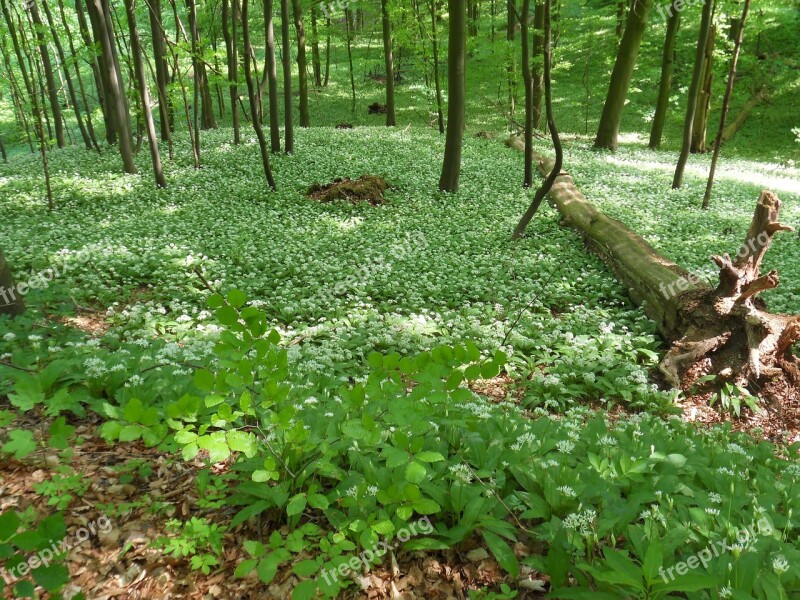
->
(508, 138), (800, 401)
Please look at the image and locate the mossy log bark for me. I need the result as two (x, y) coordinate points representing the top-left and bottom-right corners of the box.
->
(506, 137), (800, 400)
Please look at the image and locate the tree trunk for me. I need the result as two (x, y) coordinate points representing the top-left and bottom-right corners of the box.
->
(531, 2), (544, 129)
(148, 0), (173, 142)
(691, 24), (716, 153)
(429, 0), (444, 134)
(344, 7), (356, 111)
(222, 0), (239, 143)
(702, 0), (750, 209)
(615, 0), (626, 38)
(0, 249), (25, 317)
(593, 0), (653, 151)
(648, 8), (680, 149)
(241, 0), (276, 189)
(672, 0), (713, 188)
(381, 0), (396, 126)
(291, 0), (309, 127)
(75, 0), (114, 144)
(41, 0), (93, 150)
(280, 0), (294, 151)
(323, 16), (330, 87)
(509, 141), (800, 401)
(310, 3), (321, 87)
(28, 0), (65, 148)
(438, 0), (466, 192)
(125, 0), (166, 188)
(56, 0), (100, 150)
(519, 0), (533, 187)
(263, 0), (281, 152)
(86, 0), (137, 174)
(512, 0), (560, 239)
(506, 0), (515, 116)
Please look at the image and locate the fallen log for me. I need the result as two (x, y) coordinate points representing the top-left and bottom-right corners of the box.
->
(506, 136), (800, 401)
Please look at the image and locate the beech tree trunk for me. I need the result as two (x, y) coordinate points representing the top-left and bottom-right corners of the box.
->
(124, 0), (166, 188)
(148, 0), (173, 142)
(649, 8), (680, 149)
(281, 0), (294, 152)
(594, 0), (653, 151)
(28, 0), (65, 148)
(506, 0), (515, 116)
(438, 0), (466, 192)
(241, 0), (276, 189)
(86, 0), (137, 174)
(310, 3), (321, 87)
(381, 0), (396, 126)
(703, 0), (750, 208)
(531, 1), (544, 129)
(221, 0), (239, 144)
(691, 24), (716, 153)
(41, 0), (93, 150)
(263, 0), (281, 152)
(291, 0), (309, 127)
(75, 0), (114, 144)
(672, 0), (713, 188)
(508, 139), (800, 401)
(428, 0), (444, 134)
(0, 249), (25, 317)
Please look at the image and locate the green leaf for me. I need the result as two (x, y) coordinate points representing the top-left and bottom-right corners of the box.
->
(0, 510), (20, 540)
(482, 530), (518, 579)
(286, 494), (308, 517)
(207, 293), (225, 308)
(405, 461), (426, 484)
(32, 564), (69, 593)
(194, 369), (215, 391)
(2, 430), (36, 459)
(228, 289), (247, 308)
(291, 579), (318, 600)
(642, 538), (663, 584)
(292, 559), (320, 577)
(602, 549), (642, 588)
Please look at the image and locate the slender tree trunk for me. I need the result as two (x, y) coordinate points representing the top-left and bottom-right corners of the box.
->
(0, 249), (25, 316)
(691, 24), (715, 153)
(75, 0), (114, 144)
(263, 0), (281, 152)
(428, 0), (444, 134)
(381, 0), (396, 126)
(310, 3), (321, 87)
(593, 0), (654, 151)
(344, 7), (356, 111)
(241, 0), (276, 189)
(438, 0), (466, 192)
(323, 16), (330, 86)
(0, 136), (6, 163)
(531, 1), (544, 129)
(125, 0), (166, 187)
(703, 0), (750, 209)
(147, 0), (173, 141)
(512, 0), (560, 239)
(0, 33), (35, 152)
(28, 0), (65, 148)
(41, 0), (93, 150)
(649, 8), (680, 149)
(519, 0), (533, 187)
(506, 0), (515, 116)
(280, 0), (294, 151)
(56, 0), (100, 149)
(222, 0), (240, 143)
(291, 0), (309, 127)
(86, 0), (137, 173)
(672, 0), (713, 189)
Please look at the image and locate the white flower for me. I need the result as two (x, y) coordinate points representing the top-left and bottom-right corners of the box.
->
(709, 493), (722, 504)
(367, 485), (379, 496)
(719, 587), (732, 599)
(772, 556), (789, 575)
(556, 440), (575, 453)
(557, 485), (577, 498)
(345, 486), (359, 499)
(449, 464), (473, 483)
